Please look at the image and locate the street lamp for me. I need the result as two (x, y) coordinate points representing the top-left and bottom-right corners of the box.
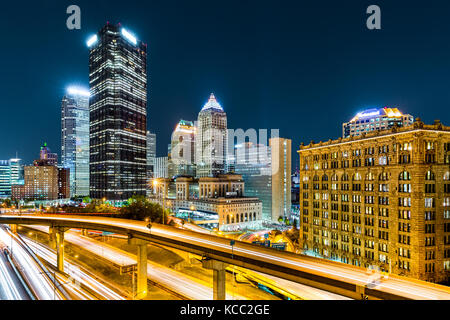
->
(147, 223), (152, 235)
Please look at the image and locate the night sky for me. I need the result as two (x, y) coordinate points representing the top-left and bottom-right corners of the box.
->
(1, 0), (450, 166)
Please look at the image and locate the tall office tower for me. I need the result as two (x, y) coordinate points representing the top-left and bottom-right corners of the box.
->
(343, 107), (414, 138)
(87, 23), (148, 201)
(232, 138), (292, 222)
(9, 158), (24, 186)
(61, 86), (90, 197)
(39, 143), (58, 166)
(299, 119), (450, 283)
(146, 131), (156, 178)
(168, 120), (196, 178)
(270, 138), (292, 221)
(0, 160), (10, 198)
(233, 142), (273, 221)
(196, 94), (228, 177)
(154, 157), (168, 179)
(146, 131), (156, 197)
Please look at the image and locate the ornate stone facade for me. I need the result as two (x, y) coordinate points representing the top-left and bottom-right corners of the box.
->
(299, 119), (450, 282)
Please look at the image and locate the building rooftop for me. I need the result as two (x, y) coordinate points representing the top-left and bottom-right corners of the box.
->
(201, 93), (224, 112)
(347, 107), (408, 123)
(300, 119), (450, 152)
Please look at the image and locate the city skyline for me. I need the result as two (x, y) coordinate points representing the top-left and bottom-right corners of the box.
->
(2, 1), (450, 165)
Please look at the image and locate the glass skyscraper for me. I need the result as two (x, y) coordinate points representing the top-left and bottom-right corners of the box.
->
(0, 158), (24, 198)
(0, 160), (10, 198)
(196, 94), (228, 178)
(147, 131), (156, 178)
(87, 23), (148, 200)
(61, 87), (90, 197)
(168, 120), (196, 178)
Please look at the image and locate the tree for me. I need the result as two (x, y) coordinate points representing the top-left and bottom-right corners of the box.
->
(82, 196), (91, 204)
(119, 195), (168, 224)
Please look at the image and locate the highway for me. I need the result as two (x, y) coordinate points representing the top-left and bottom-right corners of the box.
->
(0, 241), (31, 300)
(1, 214), (450, 300)
(25, 225), (247, 300)
(0, 227), (65, 300)
(22, 236), (126, 300)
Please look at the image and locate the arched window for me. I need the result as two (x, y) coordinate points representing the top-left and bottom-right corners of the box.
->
(425, 171), (435, 181)
(226, 215), (230, 224)
(253, 212), (257, 221)
(353, 173), (362, 181)
(366, 172), (375, 181)
(342, 173), (349, 182)
(379, 172), (389, 181)
(313, 175), (320, 182)
(322, 175), (329, 182)
(245, 212), (248, 222)
(399, 171), (411, 181)
(331, 174), (338, 182)
(444, 172), (450, 181)
(241, 214), (244, 223)
(303, 176), (309, 182)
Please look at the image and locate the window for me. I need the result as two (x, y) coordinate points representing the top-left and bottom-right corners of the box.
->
(425, 171), (435, 181)
(399, 171), (411, 181)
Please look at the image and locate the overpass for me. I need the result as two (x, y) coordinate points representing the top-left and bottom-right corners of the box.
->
(1, 214), (450, 300)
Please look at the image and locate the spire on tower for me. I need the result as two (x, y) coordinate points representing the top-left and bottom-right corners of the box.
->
(201, 93), (223, 112)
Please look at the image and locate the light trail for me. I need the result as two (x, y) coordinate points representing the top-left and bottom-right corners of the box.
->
(3, 215), (450, 300)
(22, 238), (125, 300)
(25, 226), (244, 300)
(0, 248), (24, 300)
(0, 228), (63, 300)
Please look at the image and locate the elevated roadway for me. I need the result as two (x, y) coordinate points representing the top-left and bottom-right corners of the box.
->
(1, 214), (450, 300)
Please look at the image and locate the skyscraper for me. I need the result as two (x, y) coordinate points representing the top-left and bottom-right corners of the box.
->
(232, 139), (292, 222)
(196, 94), (228, 178)
(9, 158), (23, 186)
(0, 158), (24, 199)
(147, 131), (156, 177)
(61, 86), (90, 197)
(87, 23), (148, 201)
(0, 160), (10, 198)
(233, 142), (273, 221)
(270, 137), (292, 221)
(168, 120), (196, 178)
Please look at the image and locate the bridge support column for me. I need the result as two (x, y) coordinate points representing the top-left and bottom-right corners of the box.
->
(49, 227), (56, 249)
(56, 228), (66, 272)
(356, 285), (368, 300)
(128, 237), (148, 300)
(10, 224), (17, 234)
(202, 259), (228, 300)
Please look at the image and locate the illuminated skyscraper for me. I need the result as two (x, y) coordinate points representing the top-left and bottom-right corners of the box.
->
(232, 138), (292, 222)
(168, 120), (196, 178)
(87, 23), (148, 200)
(61, 87), (90, 197)
(196, 94), (228, 177)
(343, 107), (414, 138)
(0, 160), (10, 198)
(147, 131), (156, 177)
